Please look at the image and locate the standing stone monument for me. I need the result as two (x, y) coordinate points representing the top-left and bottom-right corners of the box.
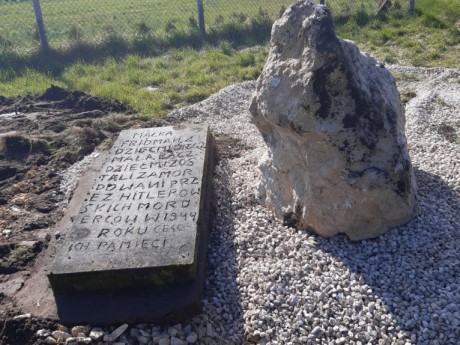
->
(250, 1), (419, 240)
(49, 124), (214, 323)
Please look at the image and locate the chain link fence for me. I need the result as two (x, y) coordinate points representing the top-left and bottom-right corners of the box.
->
(0, 0), (409, 53)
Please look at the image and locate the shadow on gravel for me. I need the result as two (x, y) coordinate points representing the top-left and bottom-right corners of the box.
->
(203, 140), (244, 344)
(315, 168), (459, 344)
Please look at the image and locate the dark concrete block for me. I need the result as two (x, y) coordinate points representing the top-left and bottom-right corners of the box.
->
(48, 124), (214, 322)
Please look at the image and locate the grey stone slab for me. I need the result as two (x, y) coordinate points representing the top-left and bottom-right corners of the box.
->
(49, 124), (213, 294)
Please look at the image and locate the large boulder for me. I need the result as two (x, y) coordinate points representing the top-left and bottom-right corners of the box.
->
(250, 1), (420, 240)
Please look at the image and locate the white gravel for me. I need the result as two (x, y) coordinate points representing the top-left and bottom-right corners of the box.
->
(167, 66), (459, 345)
(48, 66), (459, 345)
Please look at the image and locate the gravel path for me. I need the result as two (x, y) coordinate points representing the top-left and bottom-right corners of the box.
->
(38, 66), (459, 345)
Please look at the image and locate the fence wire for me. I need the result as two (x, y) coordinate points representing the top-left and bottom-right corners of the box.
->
(0, 0), (408, 53)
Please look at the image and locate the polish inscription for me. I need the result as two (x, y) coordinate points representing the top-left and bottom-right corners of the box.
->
(52, 125), (210, 275)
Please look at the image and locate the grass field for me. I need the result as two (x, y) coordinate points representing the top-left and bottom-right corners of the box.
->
(333, 0), (459, 67)
(0, 0), (292, 51)
(0, 0), (458, 119)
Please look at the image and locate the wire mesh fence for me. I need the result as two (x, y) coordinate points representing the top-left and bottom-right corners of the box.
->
(0, 0), (410, 54)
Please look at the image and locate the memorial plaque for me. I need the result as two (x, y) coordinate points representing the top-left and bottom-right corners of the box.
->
(49, 124), (213, 294)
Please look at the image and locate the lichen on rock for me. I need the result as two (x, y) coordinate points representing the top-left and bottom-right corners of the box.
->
(250, 1), (420, 240)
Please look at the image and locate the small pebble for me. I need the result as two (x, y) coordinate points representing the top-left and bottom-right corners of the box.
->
(186, 332), (198, 343)
(36, 329), (50, 338)
(159, 338), (171, 345)
(13, 313), (31, 321)
(89, 327), (104, 340)
(71, 326), (90, 337)
(103, 323), (128, 342)
(45, 336), (57, 345)
(52, 330), (71, 341)
(171, 337), (187, 345)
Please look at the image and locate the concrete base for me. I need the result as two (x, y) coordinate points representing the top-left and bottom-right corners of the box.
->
(52, 213), (209, 324)
(51, 129), (214, 324)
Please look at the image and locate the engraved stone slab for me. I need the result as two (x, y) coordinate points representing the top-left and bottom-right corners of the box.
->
(49, 124), (213, 294)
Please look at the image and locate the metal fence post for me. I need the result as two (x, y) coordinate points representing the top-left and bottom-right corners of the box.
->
(196, 0), (205, 38)
(409, 0), (415, 15)
(32, 0), (49, 52)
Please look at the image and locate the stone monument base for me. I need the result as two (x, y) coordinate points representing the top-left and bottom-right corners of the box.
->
(49, 125), (214, 324)
(52, 220), (210, 324)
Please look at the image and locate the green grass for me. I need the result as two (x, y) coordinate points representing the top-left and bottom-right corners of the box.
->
(0, 46), (266, 118)
(0, 0), (458, 119)
(333, 0), (459, 66)
(0, 0), (291, 51)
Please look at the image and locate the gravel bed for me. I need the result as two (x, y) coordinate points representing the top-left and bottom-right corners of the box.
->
(42, 66), (459, 345)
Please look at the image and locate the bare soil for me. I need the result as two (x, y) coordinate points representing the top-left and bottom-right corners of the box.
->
(0, 86), (158, 344)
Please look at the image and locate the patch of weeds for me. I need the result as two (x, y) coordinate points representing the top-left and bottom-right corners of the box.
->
(52, 148), (78, 164)
(68, 25), (82, 42)
(231, 12), (248, 25)
(218, 40), (234, 56)
(213, 15), (225, 31)
(169, 49), (184, 61)
(435, 96), (449, 107)
(383, 55), (397, 64)
(242, 66), (262, 80)
(0, 243), (43, 274)
(379, 27), (392, 43)
(10, 246), (28, 260)
(356, 9), (371, 27)
(237, 52), (256, 67)
(393, 72), (419, 82)
(136, 22), (152, 35)
(436, 123), (458, 143)
(188, 16), (198, 33)
(421, 14), (447, 29)
(283, 204), (302, 228)
(0, 133), (31, 160)
(428, 51), (441, 60)
(93, 114), (133, 132)
(0, 34), (12, 48)
(184, 88), (208, 104)
(165, 20), (176, 34)
(30, 138), (51, 156)
(47, 121), (67, 133)
(401, 90), (417, 104)
(102, 25), (117, 38)
(32, 27), (40, 42)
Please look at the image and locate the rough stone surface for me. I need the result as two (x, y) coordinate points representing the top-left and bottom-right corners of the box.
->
(250, 2), (420, 240)
(71, 326), (90, 337)
(51, 330), (71, 341)
(43, 125), (214, 325)
(45, 337), (57, 345)
(103, 323), (128, 342)
(49, 125), (212, 291)
(88, 328), (104, 341)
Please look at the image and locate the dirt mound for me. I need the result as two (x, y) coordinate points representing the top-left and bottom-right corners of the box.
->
(0, 86), (148, 344)
(0, 85), (132, 115)
(0, 313), (55, 345)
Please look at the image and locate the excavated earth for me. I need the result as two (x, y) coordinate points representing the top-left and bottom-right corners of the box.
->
(0, 86), (169, 344)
